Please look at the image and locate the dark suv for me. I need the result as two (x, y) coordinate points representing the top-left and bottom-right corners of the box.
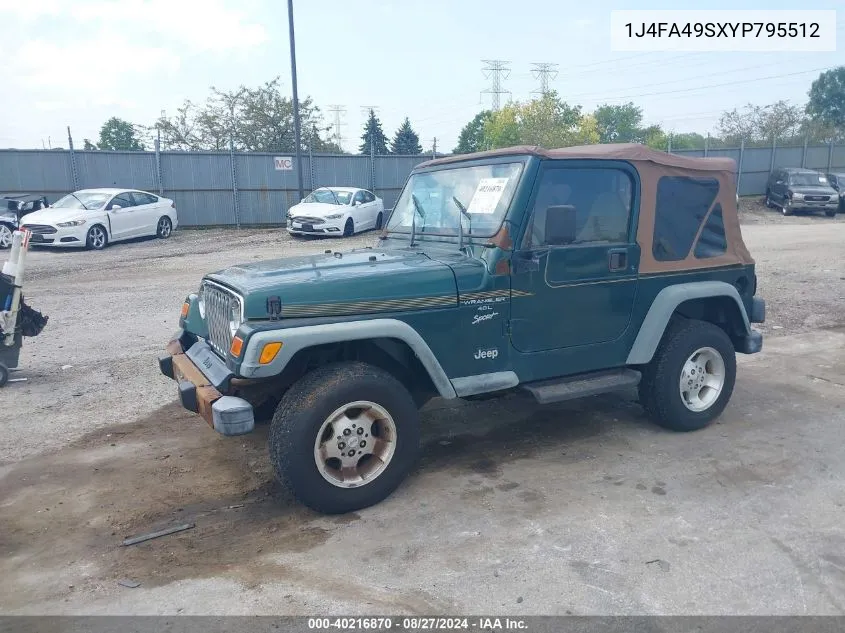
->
(765, 168), (839, 217)
(826, 172), (845, 212)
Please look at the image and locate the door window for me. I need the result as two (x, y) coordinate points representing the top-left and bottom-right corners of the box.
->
(523, 167), (633, 248)
(110, 193), (134, 209)
(131, 192), (158, 205)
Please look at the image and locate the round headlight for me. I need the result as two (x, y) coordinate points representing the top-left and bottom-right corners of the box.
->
(197, 286), (206, 318)
(228, 300), (241, 336)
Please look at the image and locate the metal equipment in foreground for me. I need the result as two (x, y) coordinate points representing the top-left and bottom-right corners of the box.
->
(1, 229), (45, 387)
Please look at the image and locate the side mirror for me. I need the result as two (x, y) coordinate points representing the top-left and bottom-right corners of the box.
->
(775, 180), (784, 185)
(110, 204), (122, 211)
(544, 205), (577, 245)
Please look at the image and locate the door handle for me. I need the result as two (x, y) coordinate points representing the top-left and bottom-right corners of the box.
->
(608, 248), (627, 271)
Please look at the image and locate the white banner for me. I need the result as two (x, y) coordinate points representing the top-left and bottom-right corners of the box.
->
(611, 10), (837, 52)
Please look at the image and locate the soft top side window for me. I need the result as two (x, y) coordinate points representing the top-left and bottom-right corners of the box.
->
(653, 176), (719, 262)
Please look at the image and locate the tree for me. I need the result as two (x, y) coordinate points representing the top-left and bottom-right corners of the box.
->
(718, 101), (803, 144)
(667, 132), (706, 150)
(806, 66), (845, 133)
(97, 117), (145, 150)
(359, 109), (389, 155)
(516, 92), (583, 148)
(483, 105), (521, 149)
(454, 110), (492, 153)
(593, 102), (644, 144)
(573, 114), (600, 145)
(390, 118), (423, 154)
(83, 139), (97, 150)
(153, 78), (334, 152)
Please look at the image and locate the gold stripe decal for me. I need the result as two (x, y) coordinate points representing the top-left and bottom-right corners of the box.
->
(283, 295), (456, 317)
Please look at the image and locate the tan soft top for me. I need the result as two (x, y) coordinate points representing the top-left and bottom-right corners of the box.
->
(418, 143), (751, 273)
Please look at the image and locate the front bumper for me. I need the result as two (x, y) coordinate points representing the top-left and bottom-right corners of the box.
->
(786, 199), (839, 212)
(159, 330), (255, 436)
(287, 217), (345, 235)
(23, 225), (87, 247)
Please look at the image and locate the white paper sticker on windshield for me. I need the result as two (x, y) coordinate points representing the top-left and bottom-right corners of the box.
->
(467, 178), (509, 214)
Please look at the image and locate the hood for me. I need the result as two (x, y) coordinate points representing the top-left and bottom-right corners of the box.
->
(20, 207), (95, 225)
(288, 202), (348, 218)
(788, 185), (837, 196)
(207, 248), (458, 319)
(0, 211), (17, 224)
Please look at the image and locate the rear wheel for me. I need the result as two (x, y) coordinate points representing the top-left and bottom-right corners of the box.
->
(639, 318), (736, 432)
(86, 225), (108, 250)
(0, 362), (7, 388)
(343, 218), (354, 237)
(156, 216), (173, 238)
(0, 224), (12, 249)
(269, 362), (420, 514)
(764, 190), (773, 208)
(375, 212), (383, 230)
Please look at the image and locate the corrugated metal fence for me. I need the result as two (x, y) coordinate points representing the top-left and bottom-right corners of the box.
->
(1, 142), (844, 226)
(0, 149), (427, 227)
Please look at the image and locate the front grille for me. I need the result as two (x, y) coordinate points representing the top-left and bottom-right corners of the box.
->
(201, 282), (242, 357)
(804, 195), (831, 202)
(21, 224), (57, 234)
(289, 216), (326, 225)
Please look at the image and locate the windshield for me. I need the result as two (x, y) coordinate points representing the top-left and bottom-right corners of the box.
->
(387, 162), (523, 238)
(303, 189), (353, 205)
(51, 192), (110, 209)
(789, 173), (827, 187)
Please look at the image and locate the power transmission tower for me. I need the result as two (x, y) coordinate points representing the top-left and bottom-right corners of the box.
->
(480, 60), (511, 111)
(327, 105), (347, 147)
(531, 62), (559, 97)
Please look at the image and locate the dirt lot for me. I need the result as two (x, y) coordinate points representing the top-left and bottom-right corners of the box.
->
(2, 208), (845, 615)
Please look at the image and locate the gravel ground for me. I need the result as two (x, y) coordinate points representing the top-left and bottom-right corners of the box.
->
(1, 218), (845, 615)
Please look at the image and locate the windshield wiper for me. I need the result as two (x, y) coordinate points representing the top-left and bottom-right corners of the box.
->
(410, 194), (426, 247)
(70, 193), (89, 210)
(451, 196), (471, 250)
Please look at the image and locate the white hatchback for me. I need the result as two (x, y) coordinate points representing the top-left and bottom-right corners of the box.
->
(20, 188), (178, 250)
(287, 187), (385, 237)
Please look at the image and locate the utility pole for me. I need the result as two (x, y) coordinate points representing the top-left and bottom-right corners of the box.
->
(481, 60), (511, 111)
(531, 62), (558, 97)
(432, 137), (437, 160)
(327, 105), (347, 149)
(287, 0), (304, 202)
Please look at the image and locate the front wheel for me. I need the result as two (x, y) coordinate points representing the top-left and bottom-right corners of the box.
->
(782, 200), (793, 216)
(268, 362), (420, 513)
(86, 225), (108, 250)
(156, 216), (173, 238)
(343, 218), (354, 237)
(638, 318), (736, 432)
(0, 224), (12, 249)
(825, 210), (837, 217)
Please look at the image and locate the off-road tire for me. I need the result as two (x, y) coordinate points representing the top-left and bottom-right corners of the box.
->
(343, 218), (354, 237)
(375, 212), (383, 230)
(268, 361), (421, 513)
(638, 318), (736, 432)
(85, 225), (108, 250)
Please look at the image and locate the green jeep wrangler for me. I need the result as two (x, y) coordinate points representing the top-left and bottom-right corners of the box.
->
(160, 144), (765, 514)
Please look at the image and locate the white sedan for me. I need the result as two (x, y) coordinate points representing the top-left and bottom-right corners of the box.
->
(20, 188), (178, 250)
(287, 187), (385, 237)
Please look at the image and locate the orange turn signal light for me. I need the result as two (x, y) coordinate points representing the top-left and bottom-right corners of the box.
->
(180, 302), (190, 319)
(230, 335), (244, 357)
(259, 342), (283, 364)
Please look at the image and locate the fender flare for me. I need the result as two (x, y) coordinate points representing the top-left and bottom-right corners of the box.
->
(239, 318), (458, 399)
(626, 281), (751, 365)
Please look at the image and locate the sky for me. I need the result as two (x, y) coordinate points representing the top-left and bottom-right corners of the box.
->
(0, 0), (843, 152)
